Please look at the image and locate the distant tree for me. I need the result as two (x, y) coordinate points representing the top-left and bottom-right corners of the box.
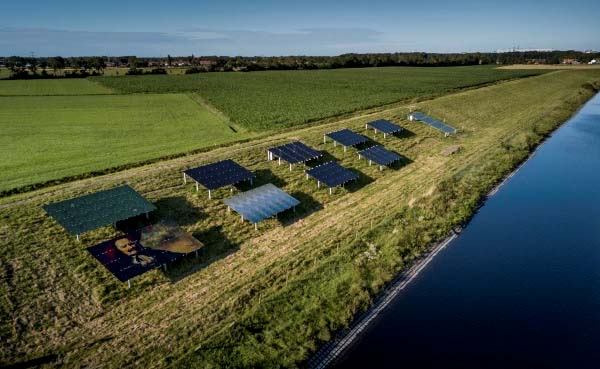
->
(167, 54), (172, 67)
(128, 56), (138, 68)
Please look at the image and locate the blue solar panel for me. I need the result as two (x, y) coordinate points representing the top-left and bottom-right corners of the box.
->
(223, 184), (300, 224)
(325, 129), (368, 147)
(367, 119), (403, 135)
(305, 161), (359, 188)
(184, 159), (254, 190)
(268, 141), (322, 164)
(358, 145), (401, 167)
(410, 112), (457, 134)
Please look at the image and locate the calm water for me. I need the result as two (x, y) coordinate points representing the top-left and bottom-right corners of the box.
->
(332, 94), (600, 369)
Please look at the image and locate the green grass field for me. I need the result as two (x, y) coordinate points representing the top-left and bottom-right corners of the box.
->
(94, 66), (547, 130)
(0, 78), (113, 95)
(0, 93), (249, 192)
(1, 70), (598, 368)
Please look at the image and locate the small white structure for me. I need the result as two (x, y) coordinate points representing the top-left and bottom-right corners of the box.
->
(589, 59), (598, 65)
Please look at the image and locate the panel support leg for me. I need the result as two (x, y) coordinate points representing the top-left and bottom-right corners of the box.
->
(145, 212), (149, 220)
(254, 223), (258, 230)
(380, 165), (383, 171)
(329, 187), (332, 195)
(318, 181), (320, 188)
(183, 172), (187, 184)
(344, 146), (347, 152)
(208, 189), (211, 199)
(289, 163), (292, 171)
(195, 182), (199, 192)
(369, 160), (372, 166)
(76, 234), (80, 242)
(127, 280), (131, 289)
(278, 157), (281, 165)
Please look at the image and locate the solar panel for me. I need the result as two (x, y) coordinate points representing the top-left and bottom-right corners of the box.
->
(223, 184), (300, 225)
(184, 159), (254, 190)
(87, 224), (203, 282)
(305, 161), (358, 188)
(358, 145), (401, 167)
(43, 185), (156, 236)
(268, 141), (322, 164)
(410, 112), (457, 135)
(367, 119), (403, 135)
(325, 129), (368, 147)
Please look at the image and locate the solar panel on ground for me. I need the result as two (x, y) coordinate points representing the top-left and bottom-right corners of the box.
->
(325, 129), (368, 149)
(268, 141), (322, 164)
(410, 112), (457, 135)
(87, 224), (203, 284)
(43, 185), (156, 238)
(223, 183), (300, 227)
(183, 159), (254, 197)
(305, 161), (358, 191)
(366, 119), (403, 136)
(358, 145), (401, 169)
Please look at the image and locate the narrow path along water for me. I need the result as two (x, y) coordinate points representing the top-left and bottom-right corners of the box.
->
(328, 93), (600, 369)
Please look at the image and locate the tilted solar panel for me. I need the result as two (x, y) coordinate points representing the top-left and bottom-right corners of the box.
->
(410, 112), (457, 134)
(43, 185), (156, 236)
(306, 161), (358, 188)
(358, 145), (401, 167)
(184, 159), (254, 190)
(367, 119), (403, 135)
(223, 184), (300, 224)
(268, 141), (322, 164)
(325, 129), (368, 147)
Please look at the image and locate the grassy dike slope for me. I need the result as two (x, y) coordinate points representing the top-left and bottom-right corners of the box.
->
(1, 70), (599, 368)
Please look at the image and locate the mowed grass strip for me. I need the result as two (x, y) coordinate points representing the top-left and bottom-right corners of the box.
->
(0, 93), (250, 192)
(1, 71), (598, 367)
(0, 78), (113, 96)
(94, 66), (547, 130)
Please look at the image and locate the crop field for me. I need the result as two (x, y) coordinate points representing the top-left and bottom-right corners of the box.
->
(0, 93), (249, 193)
(2, 70), (598, 368)
(94, 66), (548, 130)
(0, 79), (113, 96)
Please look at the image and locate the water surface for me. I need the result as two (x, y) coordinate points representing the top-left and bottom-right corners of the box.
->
(333, 93), (600, 369)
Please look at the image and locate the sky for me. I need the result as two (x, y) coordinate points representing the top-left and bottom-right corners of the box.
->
(1, 0), (599, 57)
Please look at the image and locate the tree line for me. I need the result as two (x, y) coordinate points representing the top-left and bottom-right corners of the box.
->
(1, 51), (598, 79)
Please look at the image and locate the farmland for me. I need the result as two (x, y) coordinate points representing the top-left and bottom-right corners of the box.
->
(0, 66), (547, 195)
(1, 70), (599, 368)
(0, 93), (249, 193)
(94, 66), (548, 130)
(0, 78), (113, 96)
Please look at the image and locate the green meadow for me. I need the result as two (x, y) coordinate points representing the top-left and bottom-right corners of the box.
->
(0, 78), (113, 96)
(95, 66), (547, 130)
(0, 93), (249, 192)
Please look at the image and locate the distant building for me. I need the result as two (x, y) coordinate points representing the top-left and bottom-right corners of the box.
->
(526, 58), (546, 65)
(198, 59), (216, 66)
(589, 59), (598, 65)
(562, 58), (581, 65)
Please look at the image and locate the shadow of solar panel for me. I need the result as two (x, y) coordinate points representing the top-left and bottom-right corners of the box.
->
(223, 184), (300, 223)
(43, 185), (156, 236)
(268, 141), (322, 164)
(358, 145), (401, 166)
(326, 129), (368, 147)
(184, 159), (254, 190)
(367, 119), (403, 134)
(305, 161), (359, 188)
(411, 112), (457, 134)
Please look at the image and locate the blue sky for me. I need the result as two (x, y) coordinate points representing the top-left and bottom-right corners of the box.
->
(1, 0), (598, 56)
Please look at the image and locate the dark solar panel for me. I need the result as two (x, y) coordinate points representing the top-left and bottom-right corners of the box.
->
(268, 141), (322, 164)
(184, 159), (254, 190)
(43, 185), (156, 236)
(358, 145), (401, 167)
(223, 184), (300, 224)
(325, 129), (368, 147)
(306, 161), (359, 188)
(410, 112), (457, 134)
(367, 119), (403, 135)
(87, 225), (203, 282)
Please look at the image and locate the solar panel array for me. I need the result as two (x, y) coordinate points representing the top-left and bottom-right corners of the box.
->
(305, 161), (358, 188)
(326, 129), (368, 147)
(367, 119), (403, 135)
(223, 183), (300, 224)
(358, 145), (401, 167)
(43, 185), (156, 235)
(411, 112), (457, 134)
(268, 141), (322, 164)
(184, 159), (254, 190)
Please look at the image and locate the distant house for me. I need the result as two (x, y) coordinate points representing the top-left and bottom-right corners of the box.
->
(198, 59), (216, 66)
(526, 58), (546, 65)
(589, 59), (598, 65)
(562, 58), (581, 65)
